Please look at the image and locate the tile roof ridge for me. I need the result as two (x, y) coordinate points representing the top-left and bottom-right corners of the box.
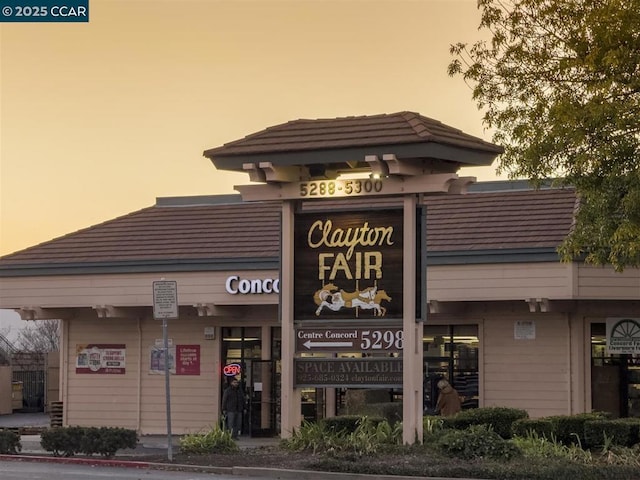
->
(293, 112), (395, 123)
(399, 111), (433, 138)
(398, 111), (468, 140)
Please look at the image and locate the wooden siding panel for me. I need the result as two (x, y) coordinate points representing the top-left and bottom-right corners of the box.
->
(65, 318), (140, 428)
(482, 315), (569, 417)
(576, 265), (640, 299)
(0, 271), (279, 308)
(138, 316), (217, 434)
(483, 387), (567, 401)
(65, 314), (223, 434)
(428, 263), (572, 302)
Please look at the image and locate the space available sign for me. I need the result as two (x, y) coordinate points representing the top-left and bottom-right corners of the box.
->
(606, 317), (640, 354)
(294, 210), (403, 321)
(295, 358), (403, 387)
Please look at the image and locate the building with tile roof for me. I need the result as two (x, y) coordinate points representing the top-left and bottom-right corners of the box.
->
(0, 113), (638, 439)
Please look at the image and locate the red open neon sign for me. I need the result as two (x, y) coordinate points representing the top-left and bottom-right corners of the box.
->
(223, 363), (242, 376)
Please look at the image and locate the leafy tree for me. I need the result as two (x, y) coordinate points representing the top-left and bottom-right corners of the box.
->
(448, 0), (640, 271)
(16, 320), (60, 353)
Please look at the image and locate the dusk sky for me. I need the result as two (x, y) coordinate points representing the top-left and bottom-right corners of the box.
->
(1, 0), (501, 259)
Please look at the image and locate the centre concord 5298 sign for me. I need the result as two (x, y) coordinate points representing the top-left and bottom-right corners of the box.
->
(295, 327), (404, 352)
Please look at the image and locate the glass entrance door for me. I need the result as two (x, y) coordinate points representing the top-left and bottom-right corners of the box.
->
(248, 359), (279, 436)
(591, 323), (640, 418)
(423, 325), (479, 413)
(221, 327), (281, 437)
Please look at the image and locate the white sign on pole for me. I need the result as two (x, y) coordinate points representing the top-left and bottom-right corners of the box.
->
(152, 280), (177, 461)
(153, 280), (178, 319)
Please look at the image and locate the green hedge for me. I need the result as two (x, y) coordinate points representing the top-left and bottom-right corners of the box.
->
(512, 418), (555, 439)
(442, 407), (529, 438)
(40, 426), (138, 458)
(0, 429), (21, 454)
(179, 425), (238, 454)
(322, 415), (385, 434)
(352, 402), (402, 425)
(584, 418), (640, 448)
(435, 424), (521, 460)
(547, 413), (607, 446)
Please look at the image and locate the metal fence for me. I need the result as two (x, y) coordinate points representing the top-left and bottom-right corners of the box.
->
(13, 369), (45, 412)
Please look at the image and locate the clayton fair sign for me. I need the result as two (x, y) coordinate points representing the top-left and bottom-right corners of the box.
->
(294, 209), (403, 322)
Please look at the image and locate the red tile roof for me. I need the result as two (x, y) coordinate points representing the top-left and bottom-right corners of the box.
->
(0, 188), (577, 269)
(205, 112), (503, 157)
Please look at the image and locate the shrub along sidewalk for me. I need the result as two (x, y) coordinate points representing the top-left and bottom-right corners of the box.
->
(2, 409), (640, 479)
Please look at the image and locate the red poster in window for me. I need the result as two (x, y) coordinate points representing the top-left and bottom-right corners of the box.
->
(176, 345), (200, 375)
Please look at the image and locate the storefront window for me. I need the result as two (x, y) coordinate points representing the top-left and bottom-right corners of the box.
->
(591, 323), (640, 418)
(423, 325), (479, 413)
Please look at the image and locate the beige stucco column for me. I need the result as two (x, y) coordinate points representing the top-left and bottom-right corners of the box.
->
(280, 200), (301, 437)
(403, 194), (424, 443)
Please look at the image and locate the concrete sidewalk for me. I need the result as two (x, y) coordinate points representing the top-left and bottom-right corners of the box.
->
(0, 411), (278, 454)
(19, 432), (279, 456)
(0, 412), (49, 429)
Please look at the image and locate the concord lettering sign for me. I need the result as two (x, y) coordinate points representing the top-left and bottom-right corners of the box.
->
(225, 275), (280, 294)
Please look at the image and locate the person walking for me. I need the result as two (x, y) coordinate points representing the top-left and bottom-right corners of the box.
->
(221, 378), (245, 439)
(435, 378), (462, 417)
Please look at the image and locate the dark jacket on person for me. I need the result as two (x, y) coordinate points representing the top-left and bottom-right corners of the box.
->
(221, 384), (245, 413)
(436, 382), (462, 417)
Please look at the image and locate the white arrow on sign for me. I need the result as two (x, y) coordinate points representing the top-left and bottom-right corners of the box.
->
(303, 340), (353, 349)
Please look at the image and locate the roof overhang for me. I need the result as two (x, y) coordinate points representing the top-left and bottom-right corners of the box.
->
(206, 142), (500, 178)
(203, 112), (503, 182)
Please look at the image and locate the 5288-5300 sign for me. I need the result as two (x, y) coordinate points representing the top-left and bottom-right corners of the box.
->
(299, 179), (383, 197)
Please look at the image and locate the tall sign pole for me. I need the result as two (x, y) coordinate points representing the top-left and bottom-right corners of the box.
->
(280, 201), (298, 437)
(403, 194), (423, 443)
(152, 280), (178, 461)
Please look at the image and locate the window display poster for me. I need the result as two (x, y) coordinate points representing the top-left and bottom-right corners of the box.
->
(76, 344), (126, 374)
(150, 346), (176, 375)
(606, 317), (640, 354)
(176, 345), (200, 375)
(149, 344), (200, 375)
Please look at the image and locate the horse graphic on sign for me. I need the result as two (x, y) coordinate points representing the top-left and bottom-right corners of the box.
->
(313, 283), (392, 317)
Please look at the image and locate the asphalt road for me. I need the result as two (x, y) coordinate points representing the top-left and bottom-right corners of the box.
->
(0, 461), (275, 480)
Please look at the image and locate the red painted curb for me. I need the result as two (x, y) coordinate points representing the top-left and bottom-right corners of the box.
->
(0, 454), (234, 474)
(0, 453), (151, 469)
